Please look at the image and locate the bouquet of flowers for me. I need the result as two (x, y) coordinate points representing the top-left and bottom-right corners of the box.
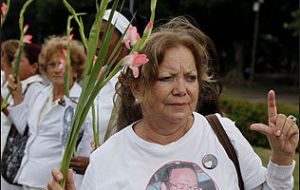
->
(60, 0), (157, 187)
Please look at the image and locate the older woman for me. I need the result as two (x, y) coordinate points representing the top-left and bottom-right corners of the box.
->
(48, 18), (298, 190)
(7, 36), (92, 190)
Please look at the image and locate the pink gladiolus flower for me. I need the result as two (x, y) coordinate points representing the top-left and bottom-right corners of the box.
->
(122, 26), (141, 49)
(68, 34), (73, 44)
(93, 55), (98, 65)
(93, 56), (106, 80)
(1, 2), (7, 16)
(62, 48), (67, 57)
(97, 65), (107, 80)
(23, 35), (32, 44)
(143, 21), (153, 34)
(58, 58), (66, 72)
(124, 52), (149, 78)
(58, 48), (68, 72)
(23, 24), (29, 33)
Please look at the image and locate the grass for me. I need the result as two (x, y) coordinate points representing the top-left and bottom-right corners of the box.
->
(253, 146), (299, 189)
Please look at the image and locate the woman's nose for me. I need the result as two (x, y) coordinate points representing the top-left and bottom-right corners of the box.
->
(53, 62), (66, 72)
(172, 79), (187, 96)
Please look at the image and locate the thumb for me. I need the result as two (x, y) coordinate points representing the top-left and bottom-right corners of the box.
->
(66, 169), (76, 190)
(250, 123), (271, 136)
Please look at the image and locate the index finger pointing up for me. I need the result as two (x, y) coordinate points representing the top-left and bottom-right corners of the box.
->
(268, 90), (277, 125)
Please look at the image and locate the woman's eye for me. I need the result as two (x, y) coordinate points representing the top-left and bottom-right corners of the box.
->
(47, 62), (56, 68)
(186, 75), (197, 82)
(158, 76), (173, 82)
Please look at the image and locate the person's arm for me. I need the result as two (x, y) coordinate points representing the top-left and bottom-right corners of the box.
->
(70, 156), (90, 175)
(7, 74), (23, 105)
(7, 77), (44, 134)
(250, 90), (298, 190)
(250, 160), (295, 190)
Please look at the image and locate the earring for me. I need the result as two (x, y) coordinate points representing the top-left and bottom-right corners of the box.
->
(134, 97), (139, 105)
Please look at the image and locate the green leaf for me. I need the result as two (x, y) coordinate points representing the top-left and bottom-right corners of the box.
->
(59, 0), (158, 187)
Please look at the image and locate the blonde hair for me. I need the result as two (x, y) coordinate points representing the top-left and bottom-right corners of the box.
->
(38, 36), (86, 81)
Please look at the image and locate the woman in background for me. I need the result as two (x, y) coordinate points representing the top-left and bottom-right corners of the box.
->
(7, 36), (92, 190)
(1, 40), (45, 190)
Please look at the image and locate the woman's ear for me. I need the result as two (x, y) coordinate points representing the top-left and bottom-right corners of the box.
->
(130, 80), (140, 98)
(130, 80), (143, 103)
(31, 62), (39, 74)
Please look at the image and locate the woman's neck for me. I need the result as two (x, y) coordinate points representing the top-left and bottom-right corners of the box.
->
(52, 81), (75, 101)
(134, 115), (194, 145)
(53, 85), (66, 101)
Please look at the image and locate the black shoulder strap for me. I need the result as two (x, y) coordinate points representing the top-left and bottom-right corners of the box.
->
(205, 114), (245, 190)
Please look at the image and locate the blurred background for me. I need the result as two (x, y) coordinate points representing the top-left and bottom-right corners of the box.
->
(1, 0), (298, 87)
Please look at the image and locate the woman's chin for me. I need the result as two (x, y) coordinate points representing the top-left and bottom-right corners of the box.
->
(166, 112), (193, 124)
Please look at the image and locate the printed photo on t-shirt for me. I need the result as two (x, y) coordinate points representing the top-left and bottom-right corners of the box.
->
(61, 105), (74, 146)
(145, 161), (217, 190)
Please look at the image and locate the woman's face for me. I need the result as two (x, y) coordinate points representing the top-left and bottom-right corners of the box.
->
(97, 21), (127, 66)
(12, 51), (38, 81)
(140, 45), (199, 124)
(46, 51), (75, 88)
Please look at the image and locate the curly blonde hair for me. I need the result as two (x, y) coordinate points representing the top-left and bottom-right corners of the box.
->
(38, 36), (86, 81)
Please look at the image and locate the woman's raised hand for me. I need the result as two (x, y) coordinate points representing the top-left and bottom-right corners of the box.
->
(250, 90), (299, 165)
(7, 74), (23, 105)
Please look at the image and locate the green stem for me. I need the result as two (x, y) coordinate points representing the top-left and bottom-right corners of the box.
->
(0, 0), (11, 30)
(91, 103), (100, 147)
(65, 16), (73, 97)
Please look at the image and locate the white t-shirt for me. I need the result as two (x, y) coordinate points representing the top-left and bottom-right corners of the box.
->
(81, 112), (285, 190)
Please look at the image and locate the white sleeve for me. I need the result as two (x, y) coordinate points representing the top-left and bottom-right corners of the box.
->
(217, 114), (266, 189)
(7, 83), (43, 135)
(80, 156), (96, 190)
(251, 160), (295, 190)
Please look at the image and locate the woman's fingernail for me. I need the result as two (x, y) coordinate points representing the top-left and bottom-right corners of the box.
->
(275, 130), (281, 136)
(57, 174), (63, 180)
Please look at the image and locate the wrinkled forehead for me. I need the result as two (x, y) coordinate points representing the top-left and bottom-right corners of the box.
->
(158, 45), (197, 70)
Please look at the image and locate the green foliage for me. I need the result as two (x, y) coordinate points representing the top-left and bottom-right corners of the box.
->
(283, 9), (300, 37)
(220, 97), (299, 148)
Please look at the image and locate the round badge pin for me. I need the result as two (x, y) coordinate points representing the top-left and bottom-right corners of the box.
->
(202, 154), (218, 169)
